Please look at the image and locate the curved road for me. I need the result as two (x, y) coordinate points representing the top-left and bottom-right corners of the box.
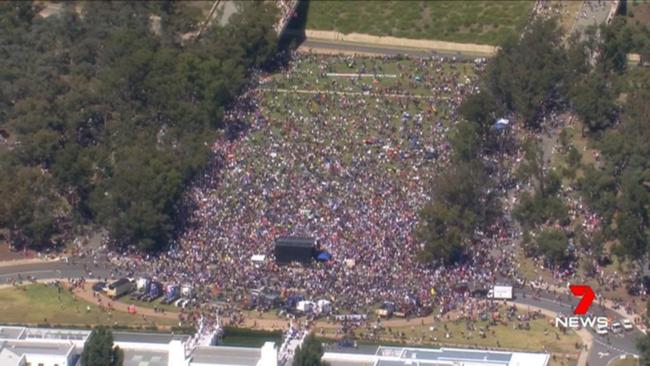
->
(0, 258), (642, 366)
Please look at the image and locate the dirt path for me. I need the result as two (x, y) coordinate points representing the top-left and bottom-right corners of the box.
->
(70, 283), (179, 321)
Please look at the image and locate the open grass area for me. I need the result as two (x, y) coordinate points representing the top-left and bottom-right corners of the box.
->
(305, 1), (534, 45)
(0, 284), (177, 329)
(610, 356), (641, 366)
(318, 316), (580, 354)
(220, 327), (283, 347)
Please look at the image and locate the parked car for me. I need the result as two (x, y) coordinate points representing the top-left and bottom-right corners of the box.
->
(611, 321), (622, 334)
(596, 324), (608, 336)
(622, 319), (634, 331)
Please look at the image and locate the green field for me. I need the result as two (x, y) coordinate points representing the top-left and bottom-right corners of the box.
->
(0, 284), (177, 329)
(305, 0), (534, 45)
(220, 327), (283, 347)
(610, 357), (641, 366)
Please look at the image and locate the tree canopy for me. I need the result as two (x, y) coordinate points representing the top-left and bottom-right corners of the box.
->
(81, 327), (123, 366)
(292, 333), (329, 366)
(0, 1), (279, 251)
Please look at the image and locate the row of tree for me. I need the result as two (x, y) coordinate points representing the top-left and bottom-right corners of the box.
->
(417, 15), (650, 266)
(0, 1), (279, 251)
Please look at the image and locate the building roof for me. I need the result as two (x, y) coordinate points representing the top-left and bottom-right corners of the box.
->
(0, 340), (73, 356)
(325, 346), (549, 366)
(123, 349), (168, 366)
(0, 327), (24, 340)
(113, 331), (190, 344)
(191, 346), (261, 366)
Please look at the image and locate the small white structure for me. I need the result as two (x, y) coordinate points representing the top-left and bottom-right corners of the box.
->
(296, 301), (315, 313)
(257, 342), (278, 366)
(316, 300), (332, 315)
(181, 284), (194, 298)
(487, 285), (513, 300)
(168, 339), (191, 366)
(137, 277), (150, 291)
(251, 254), (266, 263)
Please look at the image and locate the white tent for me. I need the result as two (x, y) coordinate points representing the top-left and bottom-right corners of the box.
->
(317, 299), (332, 314)
(297, 300), (316, 313)
(251, 254), (266, 262)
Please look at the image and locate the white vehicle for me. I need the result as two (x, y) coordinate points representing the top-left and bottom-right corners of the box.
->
(596, 324), (608, 336)
(622, 319), (634, 331)
(610, 321), (622, 334)
(487, 285), (513, 300)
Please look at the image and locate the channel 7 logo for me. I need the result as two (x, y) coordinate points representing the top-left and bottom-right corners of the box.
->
(555, 285), (607, 329)
(570, 285), (595, 315)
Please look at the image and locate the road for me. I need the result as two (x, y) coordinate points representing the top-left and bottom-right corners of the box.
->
(300, 39), (482, 60)
(515, 286), (643, 366)
(0, 259), (642, 366)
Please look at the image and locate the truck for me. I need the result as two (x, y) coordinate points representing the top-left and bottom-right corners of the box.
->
(487, 285), (513, 300)
(106, 278), (134, 299)
(160, 284), (179, 305)
(143, 282), (162, 302)
(130, 278), (151, 300)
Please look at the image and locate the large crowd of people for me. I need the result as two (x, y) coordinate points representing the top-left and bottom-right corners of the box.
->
(109, 52), (524, 326)
(102, 49), (646, 335)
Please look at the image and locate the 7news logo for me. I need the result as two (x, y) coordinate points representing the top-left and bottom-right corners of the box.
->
(555, 285), (608, 329)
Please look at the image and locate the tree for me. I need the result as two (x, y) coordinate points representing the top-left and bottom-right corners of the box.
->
(81, 327), (123, 366)
(0, 1), (279, 252)
(530, 229), (570, 267)
(458, 90), (502, 137)
(571, 71), (617, 133)
(517, 139), (550, 197)
(292, 333), (329, 366)
(598, 17), (633, 75)
(638, 333), (650, 366)
(484, 17), (569, 127)
(417, 161), (497, 264)
(416, 202), (466, 264)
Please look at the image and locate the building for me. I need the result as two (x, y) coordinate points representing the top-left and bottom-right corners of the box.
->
(323, 345), (550, 366)
(0, 326), (550, 366)
(0, 326), (277, 366)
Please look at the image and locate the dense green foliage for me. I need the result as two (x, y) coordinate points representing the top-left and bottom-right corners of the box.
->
(484, 18), (569, 127)
(292, 333), (329, 366)
(0, 2), (278, 251)
(581, 73), (650, 260)
(639, 333), (650, 366)
(81, 327), (123, 366)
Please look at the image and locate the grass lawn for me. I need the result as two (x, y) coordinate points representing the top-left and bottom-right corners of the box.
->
(220, 327), (283, 347)
(317, 315), (580, 354)
(305, 1), (534, 45)
(122, 295), (180, 313)
(610, 357), (641, 366)
(0, 284), (178, 329)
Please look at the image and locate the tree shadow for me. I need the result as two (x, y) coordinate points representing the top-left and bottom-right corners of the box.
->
(278, 0), (310, 52)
